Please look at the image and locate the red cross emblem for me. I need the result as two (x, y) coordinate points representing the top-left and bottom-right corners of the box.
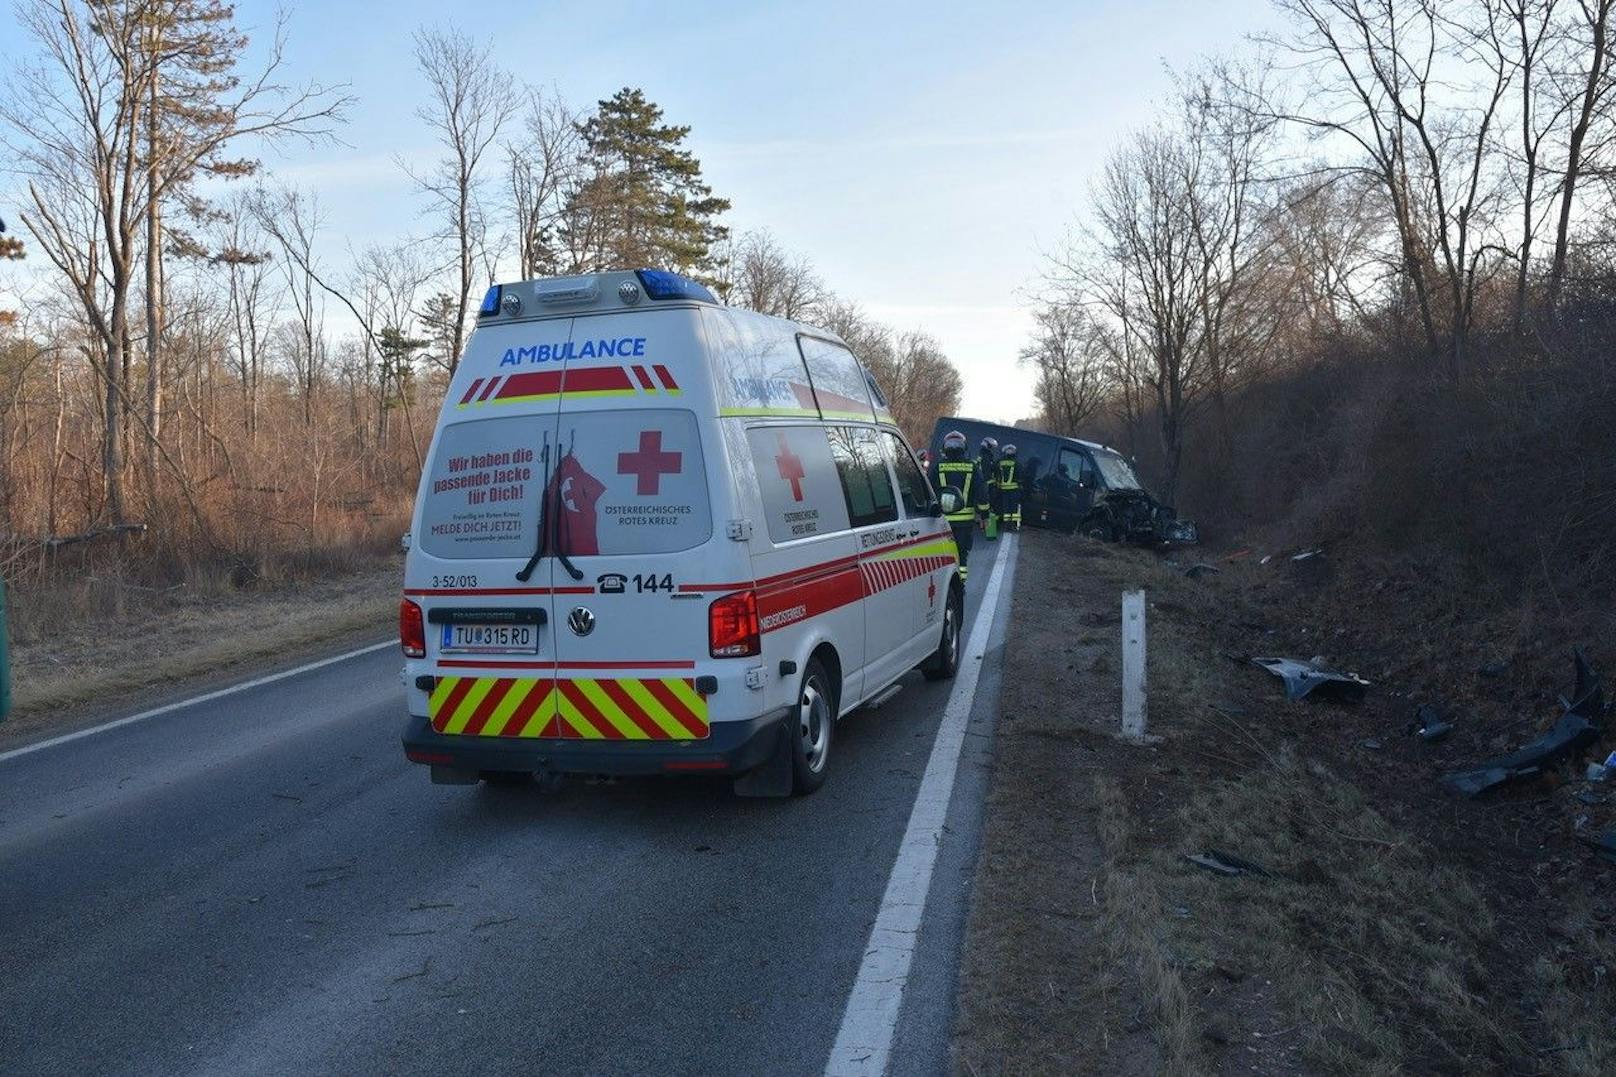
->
(775, 433), (806, 502)
(617, 430), (683, 495)
(928, 575), (937, 607)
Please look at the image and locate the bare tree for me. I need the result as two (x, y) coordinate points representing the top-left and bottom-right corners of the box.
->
(1494, 0), (1564, 329)
(1266, 172), (1382, 339)
(1, 0), (345, 523)
(1264, 0), (1517, 364)
(252, 184), (326, 424)
(1019, 303), (1109, 436)
(406, 28), (511, 374)
(1546, 0), (1615, 308)
(814, 298), (961, 443)
(507, 86), (580, 279)
(213, 201), (276, 442)
(728, 230), (827, 319)
(351, 242), (432, 461)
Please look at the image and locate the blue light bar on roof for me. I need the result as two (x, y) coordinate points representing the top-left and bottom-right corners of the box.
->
(635, 269), (717, 303)
(478, 284), (502, 317)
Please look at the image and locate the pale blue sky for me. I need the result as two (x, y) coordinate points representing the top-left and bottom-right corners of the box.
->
(4, 0), (1282, 421)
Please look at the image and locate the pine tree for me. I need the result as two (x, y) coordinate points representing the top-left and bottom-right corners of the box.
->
(563, 88), (730, 282)
(125, 0), (251, 492)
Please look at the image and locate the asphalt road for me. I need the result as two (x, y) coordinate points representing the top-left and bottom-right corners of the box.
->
(0, 536), (1016, 1077)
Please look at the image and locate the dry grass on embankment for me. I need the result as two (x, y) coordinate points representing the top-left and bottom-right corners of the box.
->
(953, 528), (1613, 1076)
(2, 560), (398, 742)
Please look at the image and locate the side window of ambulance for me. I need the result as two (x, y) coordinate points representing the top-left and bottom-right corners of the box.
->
(746, 424), (853, 543)
(882, 431), (932, 517)
(798, 336), (877, 422)
(828, 426), (898, 528)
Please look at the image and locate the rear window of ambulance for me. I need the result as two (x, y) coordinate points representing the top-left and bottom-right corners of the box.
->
(420, 410), (711, 559)
(419, 414), (545, 560)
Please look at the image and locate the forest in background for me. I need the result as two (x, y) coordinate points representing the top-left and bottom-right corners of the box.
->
(1017, 0), (1616, 608)
(0, 1), (962, 612)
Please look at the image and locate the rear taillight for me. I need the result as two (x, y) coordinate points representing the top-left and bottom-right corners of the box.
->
(400, 598), (426, 658)
(709, 590), (760, 658)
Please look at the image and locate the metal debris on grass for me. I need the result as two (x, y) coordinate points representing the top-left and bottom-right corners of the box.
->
(1442, 652), (1606, 797)
(1576, 828), (1616, 864)
(1184, 849), (1270, 878)
(1442, 713), (1599, 797)
(1410, 702), (1454, 742)
(1560, 649), (1606, 718)
(1251, 656), (1371, 703)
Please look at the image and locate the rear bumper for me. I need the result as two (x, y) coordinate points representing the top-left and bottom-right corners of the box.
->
(401, 707), (791, 777)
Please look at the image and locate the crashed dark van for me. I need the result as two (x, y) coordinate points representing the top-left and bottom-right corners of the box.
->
(926, 416), (1197, 544)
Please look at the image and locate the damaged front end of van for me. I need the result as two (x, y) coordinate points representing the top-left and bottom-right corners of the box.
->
(1080, 488), (1198, 545)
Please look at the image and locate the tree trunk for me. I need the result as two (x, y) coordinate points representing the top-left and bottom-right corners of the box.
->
(105, 306), (127, 525)
(145, 55), (163, 501)
(1548, 1), (1611, 310)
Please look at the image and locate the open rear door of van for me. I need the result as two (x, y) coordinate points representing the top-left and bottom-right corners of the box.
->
(410, 317), (581, 743)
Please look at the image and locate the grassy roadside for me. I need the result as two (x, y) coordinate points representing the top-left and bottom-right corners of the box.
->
(952, 529), (1613, 1075)
(1, 560), (398, 743)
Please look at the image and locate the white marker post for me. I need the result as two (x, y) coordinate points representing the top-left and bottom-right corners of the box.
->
(1121, 589), (1147, 740)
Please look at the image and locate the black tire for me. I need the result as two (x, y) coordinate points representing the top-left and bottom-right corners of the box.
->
(1082, 514), (1116, 542)
(479, 769), (534, 787)
(922, 584), (964, 681)
(790, 658), (837, 795)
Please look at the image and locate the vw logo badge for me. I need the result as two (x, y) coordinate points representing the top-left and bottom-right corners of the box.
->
(567, 606), (596, 637)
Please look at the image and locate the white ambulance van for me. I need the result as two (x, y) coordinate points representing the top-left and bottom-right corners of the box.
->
(400, 269), (965, 795)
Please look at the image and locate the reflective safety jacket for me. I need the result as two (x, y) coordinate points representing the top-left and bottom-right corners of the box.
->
(997, 458), (1020, 491)
(932, 458), (984, 522)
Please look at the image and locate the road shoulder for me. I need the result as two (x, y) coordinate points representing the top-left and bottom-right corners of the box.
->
(1, 563), (397, 747)
(950, 530), (1563, 1075)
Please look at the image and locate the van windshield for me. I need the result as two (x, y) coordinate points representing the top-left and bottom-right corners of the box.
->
(419, 410), (711, 560)
(1092, 450), (1143, 490)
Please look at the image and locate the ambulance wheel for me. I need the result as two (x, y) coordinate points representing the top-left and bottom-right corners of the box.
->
(922, 585), (964, 681)
(791, 658), (836, 795)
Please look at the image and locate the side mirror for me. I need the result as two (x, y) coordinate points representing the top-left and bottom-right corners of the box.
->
(937, 489), (964, 517)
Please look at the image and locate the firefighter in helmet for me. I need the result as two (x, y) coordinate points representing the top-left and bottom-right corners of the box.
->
(997, 443), (1022, 531)
(931, 430), (985, 581)
(977, 436), (999, 536)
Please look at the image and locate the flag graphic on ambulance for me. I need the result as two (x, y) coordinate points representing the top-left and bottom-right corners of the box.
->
(544, 450), (607, 556)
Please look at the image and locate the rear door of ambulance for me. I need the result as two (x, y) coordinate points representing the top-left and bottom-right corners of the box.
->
(540, 306), (719, 747)
(409, 315), (576, 742)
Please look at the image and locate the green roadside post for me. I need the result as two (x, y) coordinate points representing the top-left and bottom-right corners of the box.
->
(0, 574), (10, 722)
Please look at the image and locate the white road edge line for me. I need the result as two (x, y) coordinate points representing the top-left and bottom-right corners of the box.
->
(825, 532), (1017, 1077)
(0, 639), (395, 765)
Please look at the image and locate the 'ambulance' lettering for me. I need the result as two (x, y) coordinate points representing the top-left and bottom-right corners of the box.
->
(499, 337), (647, 366)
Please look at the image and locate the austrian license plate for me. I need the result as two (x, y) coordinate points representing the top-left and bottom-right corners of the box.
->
(439, 622), (540, 654)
